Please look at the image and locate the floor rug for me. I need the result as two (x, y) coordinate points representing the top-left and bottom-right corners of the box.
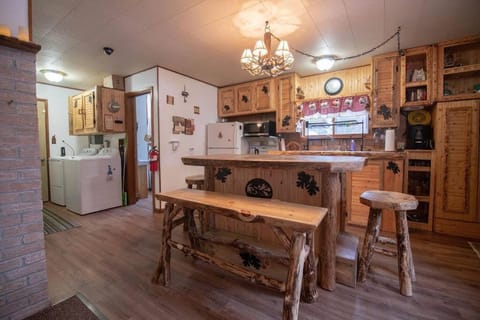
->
(43, 206), (80, 235)
(468, 241), (480, 260)
(24, 293), (106, 320)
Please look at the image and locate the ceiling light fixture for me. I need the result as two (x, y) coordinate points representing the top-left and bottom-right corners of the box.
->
(40, 69), (66, 82)
(240, 21), (294, 77)
(241, 26), (402, 75)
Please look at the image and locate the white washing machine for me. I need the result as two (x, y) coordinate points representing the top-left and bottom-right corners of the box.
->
(64, 148), (122, 215)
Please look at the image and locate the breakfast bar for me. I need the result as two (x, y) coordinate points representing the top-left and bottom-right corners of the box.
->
(181, 153), (366, 291)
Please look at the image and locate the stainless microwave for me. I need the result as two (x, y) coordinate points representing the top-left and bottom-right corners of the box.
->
(243, 120), (276, 137)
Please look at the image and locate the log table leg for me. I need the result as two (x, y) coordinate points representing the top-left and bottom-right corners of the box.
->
(395, 210), (413, 297)
(319, 172), (340, 291)
(358, 208), (382, 282)
(301, 231), (318, 303)
(152, 202), (175, 286)
(283, 232), (309, 320)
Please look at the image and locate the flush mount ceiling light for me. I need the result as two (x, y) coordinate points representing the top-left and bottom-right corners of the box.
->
(241, 25), (402, 75)
(40, 69), (66, 82)
(240, 21), (294, 77)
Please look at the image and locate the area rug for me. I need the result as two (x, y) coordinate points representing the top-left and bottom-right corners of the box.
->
(24, 293), (106, 320)
(468, 241), (480, 260)
(43, 206), (80, 235)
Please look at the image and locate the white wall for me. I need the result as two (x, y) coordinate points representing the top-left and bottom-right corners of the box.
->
(157, 67), (218, 193)
(36, 83), (85, 157)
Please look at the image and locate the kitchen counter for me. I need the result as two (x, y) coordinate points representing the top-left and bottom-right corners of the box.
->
(269, 150), (406, 160)
(182, 153), (367, 291)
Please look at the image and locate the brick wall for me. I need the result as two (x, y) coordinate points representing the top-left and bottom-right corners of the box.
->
(0, 37), (49, 319)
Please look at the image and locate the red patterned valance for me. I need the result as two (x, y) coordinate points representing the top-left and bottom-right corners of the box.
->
(299, 94), (370, 117)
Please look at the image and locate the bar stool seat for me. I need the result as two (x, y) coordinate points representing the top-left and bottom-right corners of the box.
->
(357, 190), (418, 296)
(185, 174), (204, 190)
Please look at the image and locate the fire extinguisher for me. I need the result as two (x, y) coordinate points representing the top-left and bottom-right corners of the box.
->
(148, 146), (159, 172)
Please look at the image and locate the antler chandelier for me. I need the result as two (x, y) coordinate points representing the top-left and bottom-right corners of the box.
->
(240, 23), (402, 78)
(240, 21), (294, 77)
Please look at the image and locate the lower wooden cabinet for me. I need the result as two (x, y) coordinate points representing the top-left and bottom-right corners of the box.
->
(346, 159), (404, 233)
(434, 100), (480, 239)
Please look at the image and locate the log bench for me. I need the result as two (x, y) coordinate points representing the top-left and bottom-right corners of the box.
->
(152, 188), (327, 320)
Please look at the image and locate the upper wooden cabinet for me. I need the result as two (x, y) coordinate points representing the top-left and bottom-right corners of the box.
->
(400, 45), (437, 107)
(68, 86), (125, 135)
(437, 35), (480, 101)
(371, 52), (400, 128)
(254, 78), (275, 112)
(218, 79), (276, 117)
(276, 73), (300, 133)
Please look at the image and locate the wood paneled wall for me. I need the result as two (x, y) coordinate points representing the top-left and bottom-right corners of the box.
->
(299, 65), (372, 100)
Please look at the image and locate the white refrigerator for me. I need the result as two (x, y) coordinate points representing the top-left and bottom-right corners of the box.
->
(207, 122), (248, 155)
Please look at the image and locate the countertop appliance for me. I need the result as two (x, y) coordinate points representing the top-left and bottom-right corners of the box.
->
(243, 120), (276, 137)
(64, 148), (122, 215)
(246, 136), (279, 154)
(406, 110), (433, 149)
(207, 122), (248, 155)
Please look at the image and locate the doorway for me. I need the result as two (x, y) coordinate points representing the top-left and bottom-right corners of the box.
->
(37, 99), (49, 202)
(125, 88), (154, 209)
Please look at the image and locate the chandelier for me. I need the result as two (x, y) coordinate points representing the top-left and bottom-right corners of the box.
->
(240, 21), (294, 77)
(240, 24), (402, 76)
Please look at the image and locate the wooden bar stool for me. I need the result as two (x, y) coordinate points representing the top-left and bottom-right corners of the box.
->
(185, 174), (204, 190)
(357, 190), (418, 296)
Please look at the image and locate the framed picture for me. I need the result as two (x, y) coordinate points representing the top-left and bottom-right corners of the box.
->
(166, 95), (174, 105)
(172, 116), (185, 134)
(194, 106), (200, 114)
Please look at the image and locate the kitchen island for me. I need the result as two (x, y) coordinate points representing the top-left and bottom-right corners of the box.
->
(181, 153), (366, 291)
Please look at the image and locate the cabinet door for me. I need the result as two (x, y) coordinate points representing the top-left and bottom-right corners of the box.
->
(371, 53), (400, 128)
(254, 79), (275, 112)
(346, 160), (383, 227)
(276, 74), (296, 133)
(400, 45), (435, 107)
(71, 93), (84, 134)
(83, 90), (95, 130)
(435, 100), (479, 222)
(218, 87), (236, 117)
(100, 87), (125, 133)
(236, 83), (254, 113)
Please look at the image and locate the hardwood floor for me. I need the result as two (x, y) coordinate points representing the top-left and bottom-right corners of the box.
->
(43, 199), (480, 320)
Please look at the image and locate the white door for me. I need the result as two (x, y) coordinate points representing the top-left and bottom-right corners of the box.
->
(37, 100), (49, 201)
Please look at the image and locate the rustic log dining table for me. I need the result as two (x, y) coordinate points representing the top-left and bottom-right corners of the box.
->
(181, 153), (366, 291)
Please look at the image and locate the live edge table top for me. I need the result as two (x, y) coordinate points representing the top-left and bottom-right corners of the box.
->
(181, 154), (366, 172)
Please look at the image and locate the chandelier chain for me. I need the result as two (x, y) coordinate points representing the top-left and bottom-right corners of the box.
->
(270, 26), (401, 61)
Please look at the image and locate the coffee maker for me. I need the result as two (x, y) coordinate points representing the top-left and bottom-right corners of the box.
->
(406, 110), (433, 149)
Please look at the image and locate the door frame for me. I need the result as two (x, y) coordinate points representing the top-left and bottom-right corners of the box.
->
(37, 99), (50, 201)
(125, 88), (155, 210)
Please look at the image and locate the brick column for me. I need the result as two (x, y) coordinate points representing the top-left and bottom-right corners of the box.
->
(0, 35), (49, 320)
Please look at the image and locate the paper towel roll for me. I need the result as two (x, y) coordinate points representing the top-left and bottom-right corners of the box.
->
(385, 129), (395, 151)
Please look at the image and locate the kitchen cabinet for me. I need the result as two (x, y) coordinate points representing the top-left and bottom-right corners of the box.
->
(68, 86), (125, 135)
(218, 79), (275, 117)
(254, 78), (275, 112)
(400, 45), (437, 107)
(434, 100), (480, 239)
(218, 86), (236, 117)
(437, 35), (480, 101)
(346, 158), (404, 233)
(404, 150), (435, 231)
(276, 73), (300, 133)
(371, 52), (400, 128)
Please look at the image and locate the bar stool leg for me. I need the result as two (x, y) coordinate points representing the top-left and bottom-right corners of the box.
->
(358, 208), (382, 282)
(395, 210), (413, 296)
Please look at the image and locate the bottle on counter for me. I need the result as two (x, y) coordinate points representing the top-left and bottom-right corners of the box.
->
(350, 139), (356, 151)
